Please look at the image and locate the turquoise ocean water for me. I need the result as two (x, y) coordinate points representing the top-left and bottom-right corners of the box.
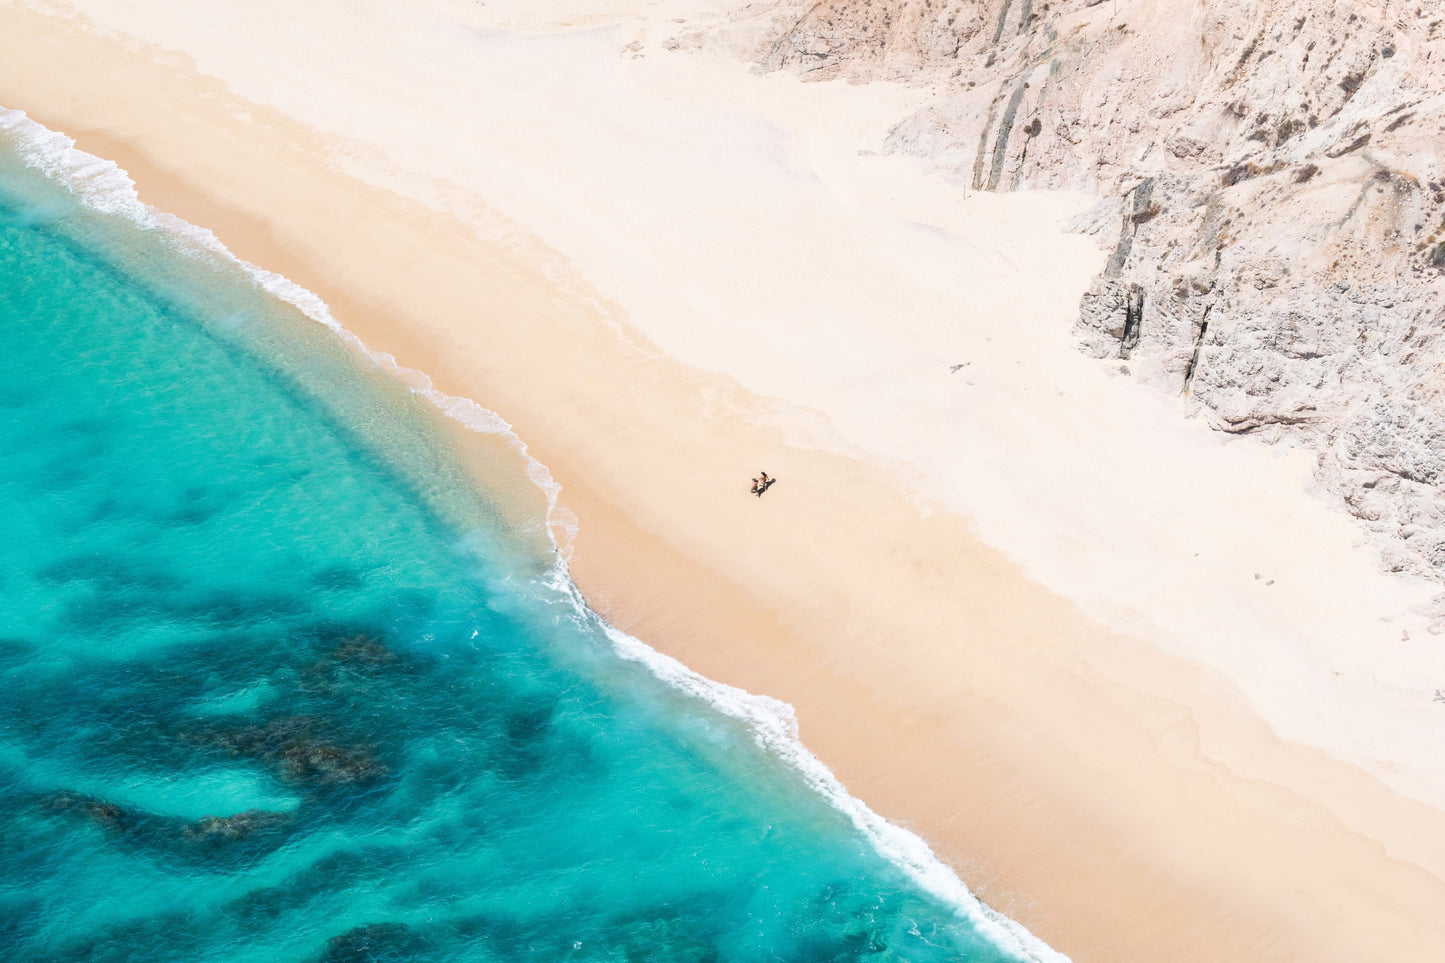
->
(0, 113), (1051, 963)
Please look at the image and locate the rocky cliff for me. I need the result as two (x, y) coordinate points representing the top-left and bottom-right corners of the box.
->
(695, 0), (1445, 586)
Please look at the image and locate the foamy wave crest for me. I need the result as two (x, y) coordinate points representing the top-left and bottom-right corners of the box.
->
(542, 564), (1067, 963)
(0, 108), (148, 217)
(0, 105), (578, 556)
(0, 106), (1062, 963)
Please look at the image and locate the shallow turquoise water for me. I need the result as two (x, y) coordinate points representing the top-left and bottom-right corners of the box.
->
(0, 136), (1029, 962)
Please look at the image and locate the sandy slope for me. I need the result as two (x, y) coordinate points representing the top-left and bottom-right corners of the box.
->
(5, 0), (1445, 959)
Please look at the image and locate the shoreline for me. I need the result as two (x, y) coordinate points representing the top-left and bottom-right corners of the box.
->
(6, 3), (1445, 961)
(4, 103), (1056, 957)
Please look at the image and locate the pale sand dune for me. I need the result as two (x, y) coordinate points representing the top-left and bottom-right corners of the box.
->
(6, 1), (1445, 960)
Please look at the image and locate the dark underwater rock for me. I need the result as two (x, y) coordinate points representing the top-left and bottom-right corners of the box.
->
(182, 809), (291, 844)
(0, 636), (31, 668)
(299, 632), (404, 696)
(38, 790), (291, 852)
(310, 566), (365, 592)
(320, 922), (425, 962)
(38, 790), (139, 834)
(190, 715), (387, 787)
(330, 635), (395, 667)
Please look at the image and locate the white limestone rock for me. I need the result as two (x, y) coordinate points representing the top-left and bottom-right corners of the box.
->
(697, 0), (1445, 582)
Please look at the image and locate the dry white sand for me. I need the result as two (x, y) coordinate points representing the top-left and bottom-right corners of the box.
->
(55, 0), (1445, 809)
(8, 0), (1445, 959)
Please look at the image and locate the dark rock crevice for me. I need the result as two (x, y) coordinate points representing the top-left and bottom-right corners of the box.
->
(986, 79), (1030, 190)
(1105, 178), (1156, 278)
(1182, 303), (1213, 393)
(991, 0), (1014, 44)
(1120, 284), (1145, 359)
(728, 0), (1445, 586)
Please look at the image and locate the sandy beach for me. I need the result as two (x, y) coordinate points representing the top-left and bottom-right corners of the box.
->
(6, 0), (1445, 959)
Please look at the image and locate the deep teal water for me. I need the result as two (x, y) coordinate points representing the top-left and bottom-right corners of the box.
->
(0, 134), (1032, 963)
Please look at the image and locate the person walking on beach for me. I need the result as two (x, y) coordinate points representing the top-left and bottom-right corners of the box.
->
(752, 471), (774, 497)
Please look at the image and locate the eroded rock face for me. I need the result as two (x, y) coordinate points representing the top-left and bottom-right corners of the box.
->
(698, 0), (1445, 584)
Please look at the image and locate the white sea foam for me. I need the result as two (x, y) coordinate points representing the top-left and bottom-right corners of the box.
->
(542, 563), (1067, 963)
(0, 106), (578, 557)
(0, 105), (1066, 963)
